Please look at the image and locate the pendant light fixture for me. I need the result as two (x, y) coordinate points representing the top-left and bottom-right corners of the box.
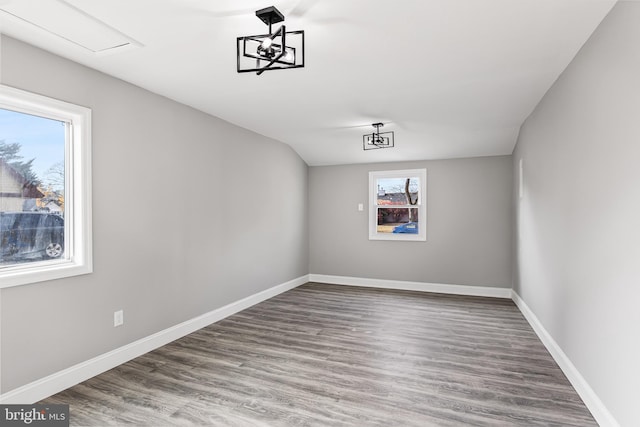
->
(363, 123), (395, 150)
(237, 6), (305, 75)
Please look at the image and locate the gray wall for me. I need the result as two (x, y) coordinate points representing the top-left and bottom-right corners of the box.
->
(310, 156), (512, 287)
(0, 37), (309, 392)
(513, 2), (640, 426)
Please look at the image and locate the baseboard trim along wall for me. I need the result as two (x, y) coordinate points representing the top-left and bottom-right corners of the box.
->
(309, 274), (512, 299)
(511, 291), (620, 427)
(1, 274), (617, 427)
(0, 274), (310, 405)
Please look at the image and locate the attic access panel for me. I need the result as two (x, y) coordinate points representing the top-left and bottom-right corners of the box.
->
(0, 0), (140, 53)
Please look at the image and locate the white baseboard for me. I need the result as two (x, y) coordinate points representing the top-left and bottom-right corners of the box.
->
(0, 274), (309, 404)
(511, 291), (619, 427)
(309, 274), (512, 299)
(1, 274), (617, 427)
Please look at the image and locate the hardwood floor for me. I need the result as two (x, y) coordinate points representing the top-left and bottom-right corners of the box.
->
(42, 283), (597, 426)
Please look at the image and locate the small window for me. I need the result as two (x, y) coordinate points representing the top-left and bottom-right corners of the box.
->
(0, 85), (92, 288)
(369, 169), (426, 241)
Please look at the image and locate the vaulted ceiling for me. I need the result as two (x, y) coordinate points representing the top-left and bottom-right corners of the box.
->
(0, 0), (617, 165)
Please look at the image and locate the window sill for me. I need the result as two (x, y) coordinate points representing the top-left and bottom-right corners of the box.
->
(0, 258), (92, 288)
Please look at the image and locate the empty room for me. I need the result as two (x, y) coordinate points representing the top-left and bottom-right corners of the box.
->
(0, 0), (638, 426)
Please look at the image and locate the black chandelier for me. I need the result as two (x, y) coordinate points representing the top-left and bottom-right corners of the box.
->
(363, 123), (395, 150)
(237, 6), (305, 75)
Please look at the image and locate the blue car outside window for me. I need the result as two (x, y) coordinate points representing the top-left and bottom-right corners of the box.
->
(392, 222), (418, 234)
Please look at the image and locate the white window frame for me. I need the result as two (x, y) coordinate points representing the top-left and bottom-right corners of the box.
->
(369, 168), (427, 241)
(0, 85), (92, 288)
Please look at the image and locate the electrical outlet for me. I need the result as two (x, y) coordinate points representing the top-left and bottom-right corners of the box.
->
(358, 203), (364, 211)
(114, 310), (124, 327)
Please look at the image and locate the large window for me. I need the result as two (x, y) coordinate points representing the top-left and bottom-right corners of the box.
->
(369, 169), (427, 241)
(0, 85), (92, 288)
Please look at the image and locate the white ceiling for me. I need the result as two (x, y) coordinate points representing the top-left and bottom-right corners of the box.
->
(0, 0), (617, 166)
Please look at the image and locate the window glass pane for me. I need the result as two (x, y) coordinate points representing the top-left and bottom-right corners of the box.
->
(376, 177), (420, 205)
(369, 169), (426, 241)
(1, 108), (66, 267)
(376, 207), (419, 234)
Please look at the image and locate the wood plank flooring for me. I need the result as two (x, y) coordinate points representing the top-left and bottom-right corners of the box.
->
(41, 283), (597, 426)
